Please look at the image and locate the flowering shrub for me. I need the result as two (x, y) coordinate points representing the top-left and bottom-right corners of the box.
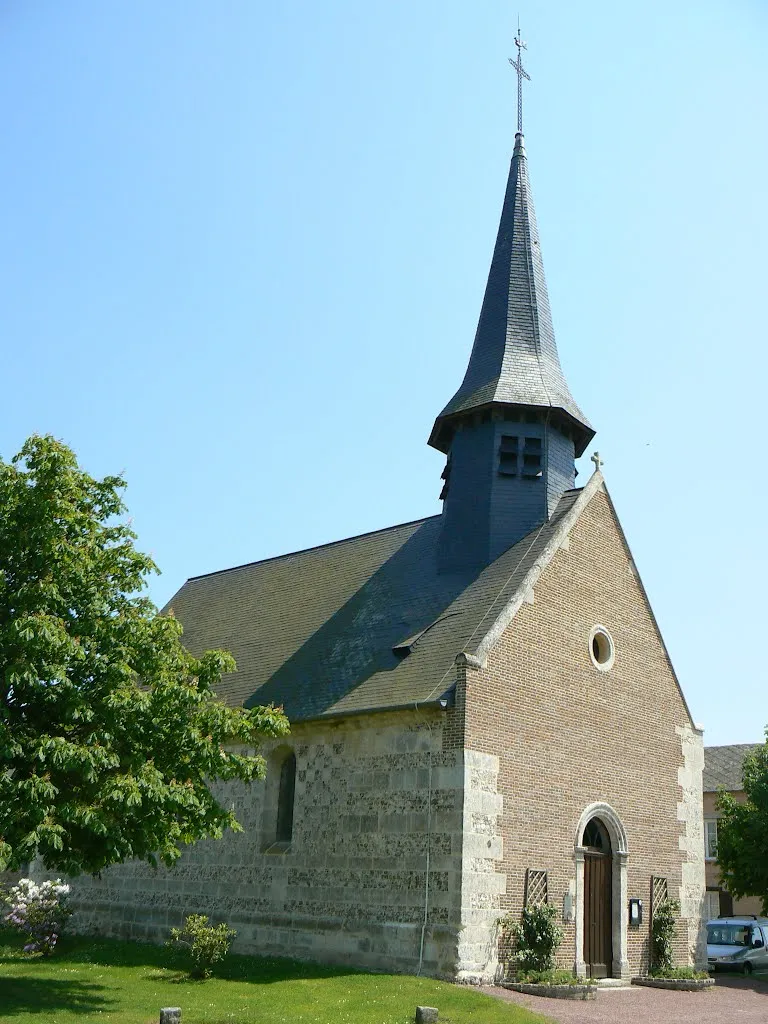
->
(168, 913), (236, 979)
(2, 878), (73, 955)
(503, 903), (564, 974)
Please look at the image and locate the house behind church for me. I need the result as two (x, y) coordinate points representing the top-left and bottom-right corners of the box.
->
(703, 744), (762, 920)
(67, 118), (706, 979)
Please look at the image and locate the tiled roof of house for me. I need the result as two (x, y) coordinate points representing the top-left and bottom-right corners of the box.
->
(164, 474), (604, 722)
(703, 744), (761, 792)
(429, 134), (593, 456)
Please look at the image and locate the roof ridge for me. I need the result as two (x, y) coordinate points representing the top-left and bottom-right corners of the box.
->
(185, 514), (438, 583)
(705, 743), (760, 751)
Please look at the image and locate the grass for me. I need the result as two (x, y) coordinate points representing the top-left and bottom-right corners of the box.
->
(0, 928), (548, 1024)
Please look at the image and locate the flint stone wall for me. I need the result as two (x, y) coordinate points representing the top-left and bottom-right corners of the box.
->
(64, 710), (502, 978)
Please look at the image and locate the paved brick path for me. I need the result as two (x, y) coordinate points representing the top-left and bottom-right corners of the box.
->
(487, 974), (768, 1023)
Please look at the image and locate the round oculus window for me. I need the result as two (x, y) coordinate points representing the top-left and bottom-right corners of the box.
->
(589, 626), (615, 671)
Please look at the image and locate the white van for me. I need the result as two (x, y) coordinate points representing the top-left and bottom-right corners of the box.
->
(707, 917), (768, 974)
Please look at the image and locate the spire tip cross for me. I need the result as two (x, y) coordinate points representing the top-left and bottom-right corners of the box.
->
(508, 17), (530, 135)
(590, 452), (604, 472)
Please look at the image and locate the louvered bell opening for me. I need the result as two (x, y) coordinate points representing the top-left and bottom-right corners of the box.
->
(522, 436), (542, 478)
(498, 435), (519, 476)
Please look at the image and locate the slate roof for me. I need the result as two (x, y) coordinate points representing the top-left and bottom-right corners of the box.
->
(703, 744), (761, 792)
(430, 133), (593, 456)
(164, 480), (596, 723)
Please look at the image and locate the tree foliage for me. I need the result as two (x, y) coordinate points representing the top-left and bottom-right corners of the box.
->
(716, 731), (768, 914)
(0, 435), (289, 876)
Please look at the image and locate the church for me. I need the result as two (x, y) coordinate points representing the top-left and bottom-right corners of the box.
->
(70, 71), (706, 981)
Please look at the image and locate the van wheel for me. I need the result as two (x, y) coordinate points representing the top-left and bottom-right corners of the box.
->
(744, 961), (753, 976)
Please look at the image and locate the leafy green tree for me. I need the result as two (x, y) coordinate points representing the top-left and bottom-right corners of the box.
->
(0, 435), (289, 875)
(717, 732), (768, 914)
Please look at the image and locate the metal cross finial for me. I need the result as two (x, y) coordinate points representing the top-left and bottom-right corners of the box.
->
(591, 451), (604, 472)
(508, 17), (530, 134)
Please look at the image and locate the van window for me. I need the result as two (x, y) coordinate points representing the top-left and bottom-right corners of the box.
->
(707, 924), (750, 946)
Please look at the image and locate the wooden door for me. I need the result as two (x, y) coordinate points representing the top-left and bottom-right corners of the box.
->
(584, 851), (612, 977)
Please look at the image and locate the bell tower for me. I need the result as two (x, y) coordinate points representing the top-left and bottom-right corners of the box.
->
(430, 33), (594, 572)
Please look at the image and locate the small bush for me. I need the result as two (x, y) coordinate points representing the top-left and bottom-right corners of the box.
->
(517, 968), (595, 986)
(649, 965), (709, 980)
(2, 878), (72, 956)
(168, 914), (236, 979)
(504, 903), (564, 974)
(650, 898), (679, 973)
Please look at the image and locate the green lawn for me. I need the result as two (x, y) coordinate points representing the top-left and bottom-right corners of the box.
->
(0, 929), (548, 1024)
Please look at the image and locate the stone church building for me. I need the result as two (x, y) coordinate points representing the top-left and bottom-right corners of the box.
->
(70, 123), (706, 980)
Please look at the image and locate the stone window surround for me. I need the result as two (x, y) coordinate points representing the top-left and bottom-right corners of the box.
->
(589, 625), (615, 672)
(261, 743), (296, 854)
(574, 801), (629, 979)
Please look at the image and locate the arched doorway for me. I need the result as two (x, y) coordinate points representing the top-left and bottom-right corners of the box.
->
(582, 818), (612, 977)
(574, 802), (629, 979)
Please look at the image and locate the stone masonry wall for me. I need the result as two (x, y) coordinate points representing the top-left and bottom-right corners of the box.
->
(455, 750), (504, 983)
(458, 486), (705, 976)
(63, 710), (469, 977)
(677, 724), (707, 966)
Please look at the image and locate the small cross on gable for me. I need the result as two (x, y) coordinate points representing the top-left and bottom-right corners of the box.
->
(590, 451), (604, 472)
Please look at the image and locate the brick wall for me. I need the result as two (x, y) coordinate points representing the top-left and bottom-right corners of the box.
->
(458, 485), (705, 975)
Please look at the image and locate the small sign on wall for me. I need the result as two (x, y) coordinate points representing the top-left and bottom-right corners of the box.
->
(629, 898), (643, 927)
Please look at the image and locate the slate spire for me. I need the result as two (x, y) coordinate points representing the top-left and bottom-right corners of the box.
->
(432, 119), (595, 572)
(429, 131), (593, 457)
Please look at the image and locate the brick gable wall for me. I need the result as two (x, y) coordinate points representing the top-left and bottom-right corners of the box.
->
(456, 485), (705, 975)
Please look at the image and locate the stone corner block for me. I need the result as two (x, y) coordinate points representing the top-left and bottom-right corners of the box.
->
(464, 749), (499, 771)
(415, 1007), (438, 1024)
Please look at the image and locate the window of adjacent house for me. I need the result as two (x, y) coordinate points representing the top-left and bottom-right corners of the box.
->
(276, 752), (296, 843)
(704, 819), (718, 860)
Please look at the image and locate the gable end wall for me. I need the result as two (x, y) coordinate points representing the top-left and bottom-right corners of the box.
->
(462, 486), (705, 976)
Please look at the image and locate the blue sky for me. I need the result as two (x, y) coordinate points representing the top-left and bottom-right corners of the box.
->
(2, 1), (766, 745)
